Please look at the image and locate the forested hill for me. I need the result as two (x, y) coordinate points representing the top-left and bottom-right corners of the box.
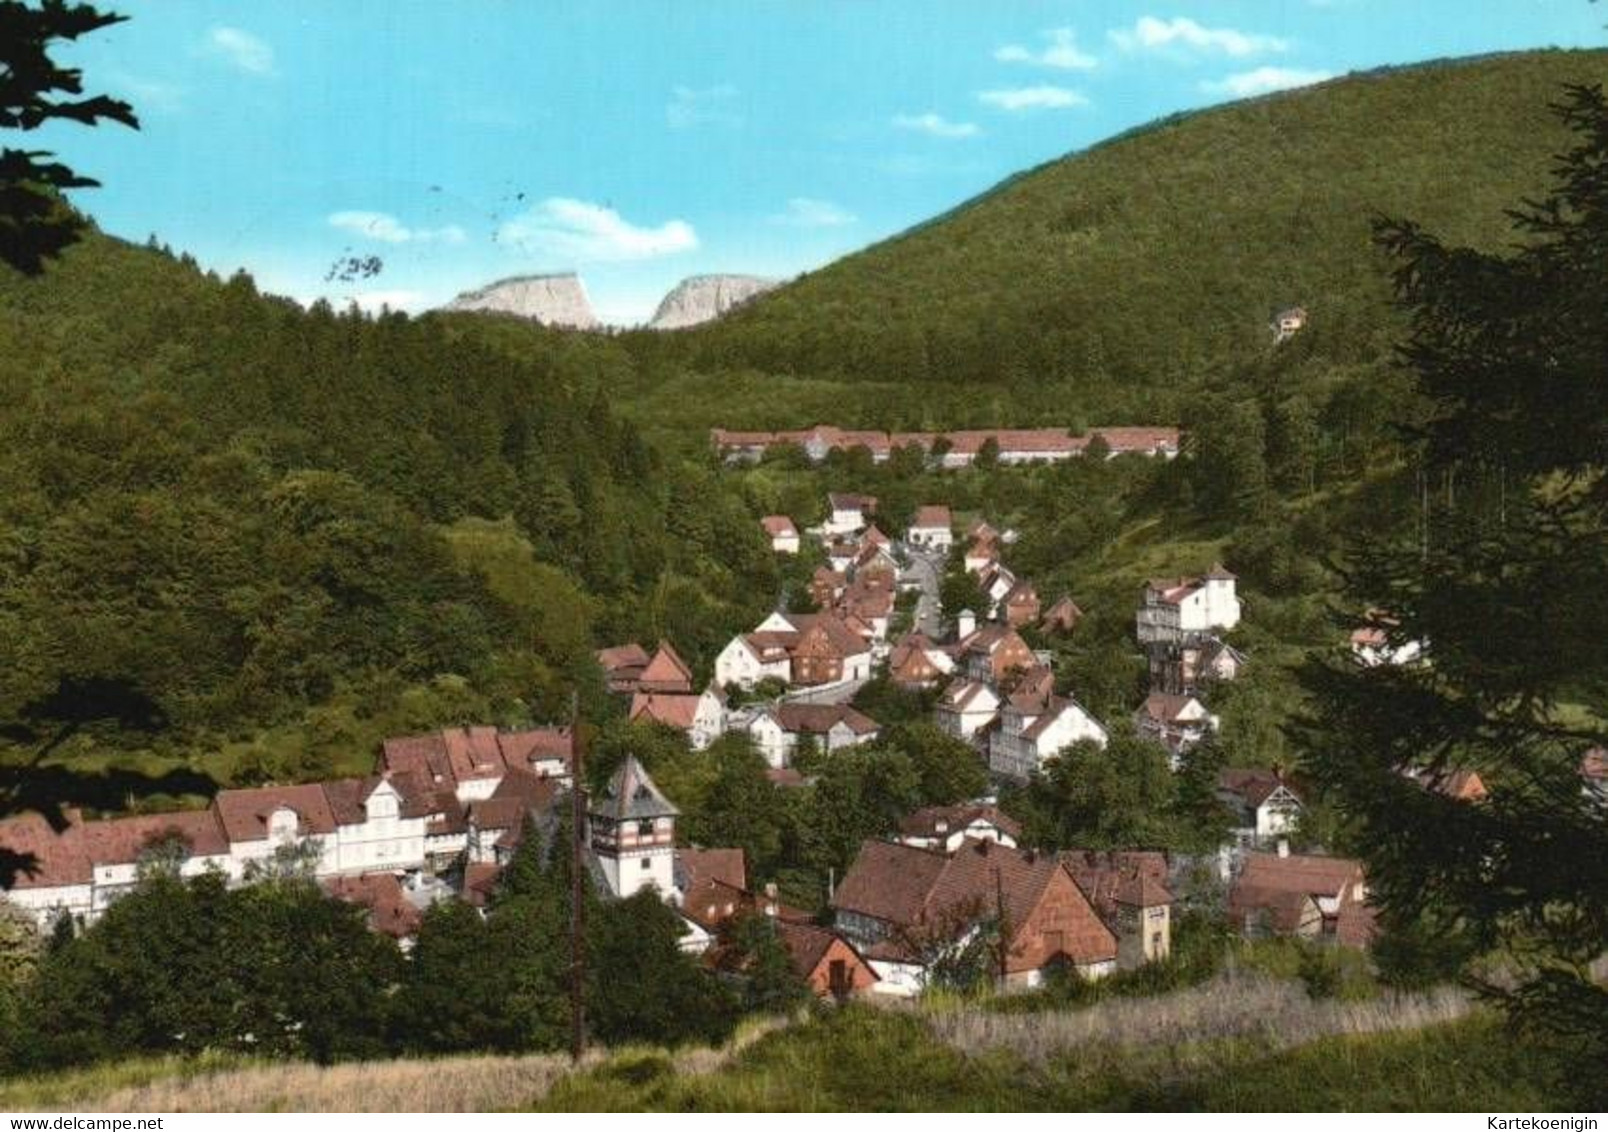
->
(0, 235), (777, 794)
(623, 49), (1608, 422)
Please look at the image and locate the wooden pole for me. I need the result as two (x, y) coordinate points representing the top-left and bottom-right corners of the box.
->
(569, 693), (587, 1063)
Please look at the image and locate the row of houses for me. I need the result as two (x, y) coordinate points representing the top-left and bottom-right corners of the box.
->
(712, 425), (1182, 466)
(597, 638), (883, 771)
(0, 725), (577, 933)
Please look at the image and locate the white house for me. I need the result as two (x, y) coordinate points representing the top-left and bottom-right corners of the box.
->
(761, 515), (800, 554)
(824, 493), (877, 536)
(1217, 768), (1304, 846)
(989, 697), (1109, 782)
(935, 680), (1001, 743)
(630, 686), (728, 751)
(896, 804), (1020, 854)
(745, 702), (880, 768)
(1136, 564), (1241, 645)
(714, 633), (791, 690)
(325, 776), (432, 875)
(1136, 692), (1218, 764)
(906, 505), (953, 552)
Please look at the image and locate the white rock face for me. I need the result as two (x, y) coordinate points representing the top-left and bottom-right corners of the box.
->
(648, 274), (779, 330)
(442, 273), (599, 330)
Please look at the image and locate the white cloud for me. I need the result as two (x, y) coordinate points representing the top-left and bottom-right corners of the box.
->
(204, 27), (275, 75)
(667, 84), (742, 129)
(978, 86), (1088, 112)
(770, 197), (856, 227)
(1110, 16), (1287, 58)
(892, 112), (981, 139)
(328, 211), (467, 245)
(1203, 67), (1332, 97)
(497, 198), (697, 262)
(994, 28), (1097, 71)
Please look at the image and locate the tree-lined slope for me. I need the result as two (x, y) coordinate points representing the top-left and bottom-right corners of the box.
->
(633, 50), (1608, 422)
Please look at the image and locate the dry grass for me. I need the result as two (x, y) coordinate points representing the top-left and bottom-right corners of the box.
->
(33, 1016), (795, 1113)
(923, 968), (1473, 1067)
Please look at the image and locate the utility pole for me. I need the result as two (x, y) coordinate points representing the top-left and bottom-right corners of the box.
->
(569, 693), (587, 1063)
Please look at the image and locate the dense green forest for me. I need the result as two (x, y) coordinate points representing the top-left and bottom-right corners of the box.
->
(0, 233), (777, 798)
(601, 49), (1608, 446)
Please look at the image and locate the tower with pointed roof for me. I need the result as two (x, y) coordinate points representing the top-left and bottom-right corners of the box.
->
(588, 756), (679, 898)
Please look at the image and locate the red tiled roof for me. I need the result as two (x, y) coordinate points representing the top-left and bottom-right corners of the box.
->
(498, 728), (573, 773)
(77, 808), (230, 865)
(761, 515), (798, 537)
(324, 872), (423, 940)
(1141, 692), (1203, 725)
(832, 840), (951, 925)
(898, 804), (1020, 842)
(630, 691), (704, 731)
(597, 642), (651, 673)
(773, 702), (880, 737)
(1063, 850), (1174, 914)
(0, 811), (90, 889)
(1229, 852), (1368, 936)
(638, 642), (694, 694)
(324, 868), (424, 939)
(380, 726), (571, 787)
(835, 839), (1117, 970)
(463, 862), (501, 908)
(1218, 767), (1296, 808)
(213, 783), (338, 843)
(911, 505), (952, 530)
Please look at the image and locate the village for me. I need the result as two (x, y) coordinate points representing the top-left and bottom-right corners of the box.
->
(4, 452), (1524, 1005)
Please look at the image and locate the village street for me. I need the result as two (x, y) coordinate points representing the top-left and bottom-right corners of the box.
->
(902, 547), (945, 638)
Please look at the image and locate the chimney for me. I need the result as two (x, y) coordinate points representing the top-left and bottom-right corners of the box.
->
(1276, 839), (1290, 858)
(957, 609), (976, 640)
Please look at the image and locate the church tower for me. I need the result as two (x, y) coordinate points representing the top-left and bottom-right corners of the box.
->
(588, 756), (678, 898)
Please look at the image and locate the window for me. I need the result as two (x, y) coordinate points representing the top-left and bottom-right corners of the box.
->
(637, 820), (654, 837)
(640, 858), (652, 871)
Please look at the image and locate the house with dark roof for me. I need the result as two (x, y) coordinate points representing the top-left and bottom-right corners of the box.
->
(1001, 578), (1042, 629)
(907, 505), (953, 551)
(629, 685), (726, 750)
(597, 642), (652, 694)
(1040, 595), (1084, 635)
(379, 725), (573, 802)
(323, 872), (426, 944)
(989, 696), (1109, 783)
(832, 838), (1118, 995)
(1063, 850), (1174, 968)
(588, 757), (679, 900)
(1229, 850), (1376, 947)
(825, 492), (878, 536)
(1136, 692), (1218, 762)
(896, 804), (1019, 854)
(1217, 768), (1303, 847)
(745, 702), (880, 768)
(888, 632), (954, 689)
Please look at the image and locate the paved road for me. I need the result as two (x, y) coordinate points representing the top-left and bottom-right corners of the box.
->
(901, 547), (946, 638)
(779, 678), (867, 706)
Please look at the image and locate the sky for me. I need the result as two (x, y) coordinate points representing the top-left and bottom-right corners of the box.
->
(38, 1), (1607, 324)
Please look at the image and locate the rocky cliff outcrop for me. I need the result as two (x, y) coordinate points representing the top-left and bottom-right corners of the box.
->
(648, 274), (779, 330)
(442, 273), (598, 330)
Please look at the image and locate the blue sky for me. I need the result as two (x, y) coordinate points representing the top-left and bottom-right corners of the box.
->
(40, 1), (1606, 323)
